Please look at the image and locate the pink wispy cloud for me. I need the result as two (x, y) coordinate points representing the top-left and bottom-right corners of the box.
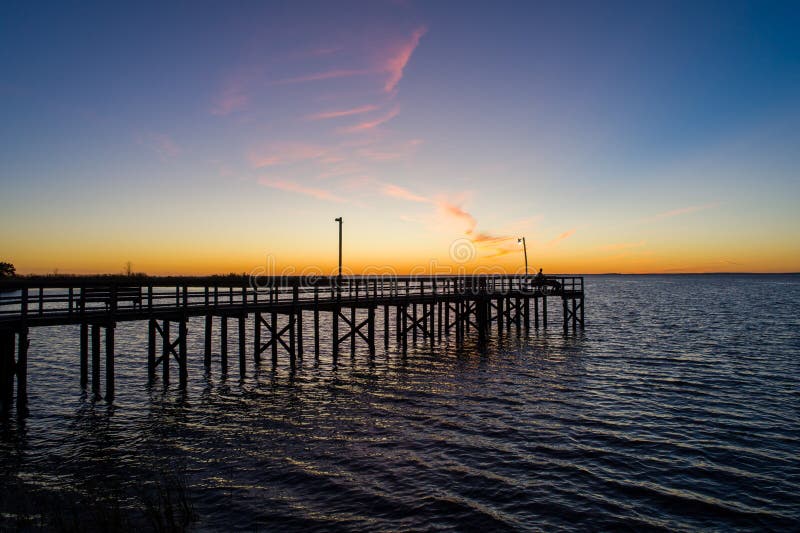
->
(272, 68), (370, 85)
(358, 138), (422, 161)
(306, 104), (379, 121)
(437, 201), (478, 233)
(549, 229), (576, 246)
(379, 182), (517, 257)
(382, 183), (431, 203)
(249, 142), (329, 168)
(211, 71), (253, 116)
(382, 26), (427, 92)
(340, 107), (400, 133)
(272, 26), (427, 95)
(212, 88), (247, 116)
(259, 178), (345, 203)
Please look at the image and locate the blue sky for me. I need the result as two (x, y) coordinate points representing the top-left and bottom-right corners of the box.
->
(1, 1), (798, 274)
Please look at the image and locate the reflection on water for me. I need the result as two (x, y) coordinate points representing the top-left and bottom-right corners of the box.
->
(1, 275), (799, 530)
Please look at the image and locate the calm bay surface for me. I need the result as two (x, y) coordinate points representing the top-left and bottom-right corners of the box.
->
(1, 275), (799, 530)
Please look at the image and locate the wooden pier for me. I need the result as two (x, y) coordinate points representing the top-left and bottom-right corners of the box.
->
(0, 275), (584, 416)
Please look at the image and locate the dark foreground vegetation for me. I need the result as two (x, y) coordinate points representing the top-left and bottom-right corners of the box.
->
(0, 467), (197, 532)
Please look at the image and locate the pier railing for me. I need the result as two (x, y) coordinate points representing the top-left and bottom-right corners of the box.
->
(0, 275), (582, 324)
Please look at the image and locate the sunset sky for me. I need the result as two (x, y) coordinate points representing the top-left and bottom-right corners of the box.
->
(1, 1), (799, 275)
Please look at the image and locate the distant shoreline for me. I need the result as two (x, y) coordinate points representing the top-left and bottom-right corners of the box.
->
(0, 272), (800, 286)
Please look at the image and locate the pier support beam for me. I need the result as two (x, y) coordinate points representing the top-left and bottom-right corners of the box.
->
(179, 319), (188, 387)
(204, 315), (213, 368)
(161, 320), (170, 385)
(238, 315), (246, 378)
(91, 325), (101, 397)
(16, 328), (28, 415)
(254, 312), (261, 364)
(543, 295), (548, 328)
(254, 312), (296, 366)
(105, 324), (115, 401)
(314, 292), (320, 358)
(384, 305), (390, 348)
(368, 306), (376, 357)
(289, 313), (296, 367)
(80, 323), (88, 388)
(149, 318), (188, 388)
(0, 330), (15, 416)
(332, 307), (339, 363)
(297, 310), (303, 359)
(220, 316), (228, 374)
(271, 311), (278, 365)
(524, 297), (530, 331)
(148, 319), (156, 384)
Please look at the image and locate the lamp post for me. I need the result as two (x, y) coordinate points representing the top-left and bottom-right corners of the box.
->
(517, 237), (528, 275)
(334, 217), (343, 279)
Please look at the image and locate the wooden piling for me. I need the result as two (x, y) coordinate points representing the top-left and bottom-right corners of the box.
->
(289, 313), (296, 367)
(497, 297), (504, 333)
(0, 331), (13, 415)
(477, 298), (487, 345)
(445, 301), (450, 337)
(254, 312), (261, 364)
(350, 307), (356, 355)
(524, 297), (530, 330)
(17, 327), (28, 414)
(368, 306), (375, 356)
(220, 316), (228, 373)
(572, 299), (578, 329)
(80, 322), (89, 388)
(412, 304), (417, 342)
(105, 324), (114, 401)
(91, 325), (101, 396)
(297, 310), (303, 358)
(271, 311), (278, 365)
(204, 315), (213, 367)
(543, 295), (548, 327)
(401, 305), (408, 354)
(238, 315), (246, 377)
(383, 305), (389, 348)
(314, 288), (320, 357)
(332, 307), (339, 363)
(179, 319), (188, 387)
(429, 303), (435, 343)
(161, 320), (170, 385)
(147, 319), (156, 384)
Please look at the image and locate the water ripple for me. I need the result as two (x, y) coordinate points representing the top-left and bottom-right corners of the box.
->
(1, 275), (799, 530)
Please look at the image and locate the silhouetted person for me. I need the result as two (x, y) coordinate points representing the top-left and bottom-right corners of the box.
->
(534, 268), (544, 282)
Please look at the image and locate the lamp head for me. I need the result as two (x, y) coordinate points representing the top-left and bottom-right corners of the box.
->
(334, 217), (342, 222)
